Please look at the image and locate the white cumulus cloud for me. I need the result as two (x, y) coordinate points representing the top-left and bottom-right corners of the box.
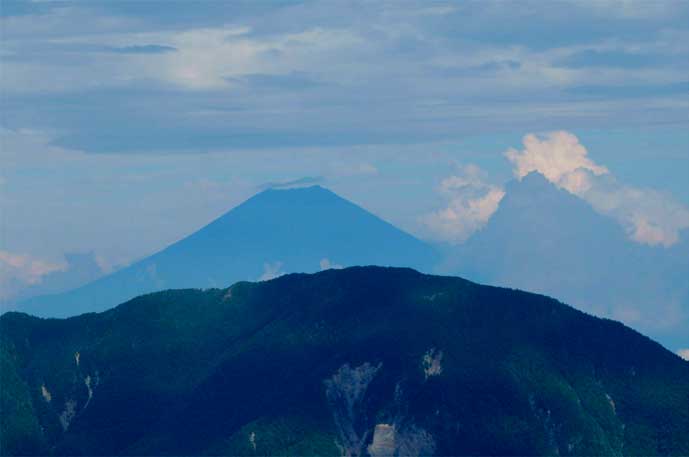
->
(505, 130), (609, 194)
(506, 131), (689, 247)
(678, 348), (689, 361)
(423, 164), (505, 244)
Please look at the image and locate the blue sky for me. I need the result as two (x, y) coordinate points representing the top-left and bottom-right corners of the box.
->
(1, 1), (688, 294)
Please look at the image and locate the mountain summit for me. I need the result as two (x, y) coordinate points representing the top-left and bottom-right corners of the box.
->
(16, 186), (436, 317)
(2, 267), (687, 455)
(447, 172), (689, 350)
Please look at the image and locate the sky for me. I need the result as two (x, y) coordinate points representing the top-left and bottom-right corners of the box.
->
(1, 1), (688, 304)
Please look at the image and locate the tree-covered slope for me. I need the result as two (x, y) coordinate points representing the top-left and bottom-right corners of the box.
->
(2, 267), (688, 456)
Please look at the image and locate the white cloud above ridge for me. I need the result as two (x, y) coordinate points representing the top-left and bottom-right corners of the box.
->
(505, 131), (689, 247)
(259, 261), (284, 281)
(505, 131), (609, 193)
(320, 258), (343, 270)
(424, 130), (689, 248)
(423, 164), (505, 244)
(581, 173), (689, 247)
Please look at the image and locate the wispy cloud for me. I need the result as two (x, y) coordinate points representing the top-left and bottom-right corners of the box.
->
(1, 1), (687, 153)
(0, 250), (66, 301)
(102, 44), (177, 54)
(568, 0), (686, 19)
(258, 261), (284, 281)
(328, 162), (378, 177)
(258, 176), (324, 190)
(320, 258), (343, 270)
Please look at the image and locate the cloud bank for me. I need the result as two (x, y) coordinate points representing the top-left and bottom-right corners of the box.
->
(2, 1), (688, 153)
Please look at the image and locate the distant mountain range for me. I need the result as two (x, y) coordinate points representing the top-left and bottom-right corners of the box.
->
(444, 172), (689, 351)
(14, 186), (437, 317)
(9, 176), (688, 351)
(2, 267), (687, 456)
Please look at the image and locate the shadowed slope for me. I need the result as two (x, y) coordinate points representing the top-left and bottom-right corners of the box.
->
(2, 267), (687, 456)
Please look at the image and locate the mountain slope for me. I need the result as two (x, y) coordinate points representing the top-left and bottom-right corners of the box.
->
(15, 186), (437, 317)
(445, 172), (689, 351)
(2, 267), (688, 456)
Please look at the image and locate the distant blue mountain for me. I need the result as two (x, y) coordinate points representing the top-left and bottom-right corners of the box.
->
(445, 172), (689, 351)
(16, 186), (437, 317)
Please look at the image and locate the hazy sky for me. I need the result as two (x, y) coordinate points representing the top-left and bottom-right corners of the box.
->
(1, 1), (688, 291)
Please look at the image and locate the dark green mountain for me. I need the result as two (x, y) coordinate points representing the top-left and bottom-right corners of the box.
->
(2, 267), (688, 456)
(16, 186), (437, 318)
